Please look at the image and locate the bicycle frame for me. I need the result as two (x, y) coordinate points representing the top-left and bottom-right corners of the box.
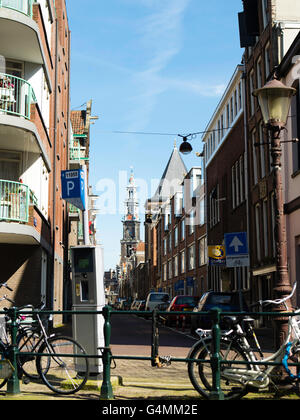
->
(220, 309), (300, 389)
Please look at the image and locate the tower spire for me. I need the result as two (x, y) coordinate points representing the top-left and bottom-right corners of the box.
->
(124, 167), (139, 221)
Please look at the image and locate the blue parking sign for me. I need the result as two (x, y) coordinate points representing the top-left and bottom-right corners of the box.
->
(61, 169), (85, 210)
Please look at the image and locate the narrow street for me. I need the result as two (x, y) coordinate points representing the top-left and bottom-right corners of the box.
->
(110, 312), (197, 358)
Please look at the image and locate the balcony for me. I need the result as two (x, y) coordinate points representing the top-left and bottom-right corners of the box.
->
(0, 179), (32, 223)
(0, 0), (51, 73)
(0, 0), (35, 17)
(0, 73), (36, 120)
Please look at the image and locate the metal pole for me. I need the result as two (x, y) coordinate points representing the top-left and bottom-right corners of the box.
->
(82, 165), (90, 245)
(100, 306), (114, 400)
(269, 126), (292, 350)
(209, 308), (224, 400)
(6, 307), (20, 394)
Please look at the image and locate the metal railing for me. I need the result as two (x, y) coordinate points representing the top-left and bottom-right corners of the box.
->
(0, 73), (37, 120)
(0, 180), (30, 222)
(0, 0), (36, 18)
(3, 306), (300, 400)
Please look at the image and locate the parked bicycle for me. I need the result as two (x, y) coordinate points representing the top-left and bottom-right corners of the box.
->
(187, 283), (300, 400)
(0, 283), (90, 395)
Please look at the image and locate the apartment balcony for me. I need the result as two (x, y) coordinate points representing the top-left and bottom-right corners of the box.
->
(0, 180), (31, 223)
(0, 73), (50, 167)
(0, 0), (51, 73)
(69, 146), (89, 168)
(0, 179), (50, 246)
(69, 203), (80, 221)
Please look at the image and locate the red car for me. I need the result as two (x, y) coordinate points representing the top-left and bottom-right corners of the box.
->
(164, 295), (199, 326)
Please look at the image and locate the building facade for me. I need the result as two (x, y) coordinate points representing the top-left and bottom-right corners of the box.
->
(0, 0), (70, 317)
(202, 65), (249, 298)
(144, 146), (207, 299)
(239, 0), (300, 305)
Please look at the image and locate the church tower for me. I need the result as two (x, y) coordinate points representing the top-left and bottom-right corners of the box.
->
(120, 169), (141, 264)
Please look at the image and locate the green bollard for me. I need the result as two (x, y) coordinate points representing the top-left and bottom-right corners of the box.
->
(209, 308), (224, 400)
(6, 307), (20, 395)
(100, 305), (114, 400)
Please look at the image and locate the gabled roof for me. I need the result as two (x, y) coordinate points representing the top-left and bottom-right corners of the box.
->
(150, 144), (187, 205)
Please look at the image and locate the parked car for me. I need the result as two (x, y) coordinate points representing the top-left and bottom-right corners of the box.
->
(190, 291), (249, 335)
(164, 295), (199, 326)
(145, 292), (169, 312)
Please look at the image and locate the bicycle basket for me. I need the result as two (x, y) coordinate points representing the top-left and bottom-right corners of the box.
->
(0, 360), (14, 379)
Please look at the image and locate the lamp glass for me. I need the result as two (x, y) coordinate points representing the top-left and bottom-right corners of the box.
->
(253, 80), (296, 126)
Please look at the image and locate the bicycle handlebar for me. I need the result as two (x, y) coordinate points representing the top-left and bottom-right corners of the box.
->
(258, 282), (297, 308)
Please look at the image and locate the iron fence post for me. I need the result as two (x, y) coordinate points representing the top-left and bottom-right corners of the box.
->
(6, 307), (20, 394)
(151, 308), (159, 367)
(209, 308), (224, 400)
(100, 305), (114, 400)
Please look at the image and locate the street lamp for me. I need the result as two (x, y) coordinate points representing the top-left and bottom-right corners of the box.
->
(179, 136), (193, 154)
(253, 78), (296, 349)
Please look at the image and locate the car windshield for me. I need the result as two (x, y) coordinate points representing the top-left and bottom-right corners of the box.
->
(150, 294), (168, 302)
(176, 296), (198, 305)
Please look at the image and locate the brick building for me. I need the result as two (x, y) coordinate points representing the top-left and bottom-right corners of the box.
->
(202, 65), (249, 297)
(239, 0), (300, 305)
(144, 146), (207, 299)
(0, 0), (70, 320)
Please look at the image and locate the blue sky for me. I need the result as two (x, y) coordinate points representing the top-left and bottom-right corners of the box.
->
(66, 0), (244, 270)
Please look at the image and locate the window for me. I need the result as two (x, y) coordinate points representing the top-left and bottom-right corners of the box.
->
(262, 0), (269, 29)
(199, 198), (205, 226)
(252, 130), (258, 185)
(168, 233), (172, 252)
(188, 244), (195, 271)
(188, 210), (195, 234)
(163, 238), (167, 255)
(265, 44), (271, 79)
(181, 218), (185, 241)
(199, 236), (207, 266)
(168, 259), (172, 279)
(256, 59), (262, 89)
(238, 82), (242, 110)
(180, 250), (185, 273)
(163, 263), (167, 281)
(231, 154), (245, 209)
(174, 255), (178, 277)
(174, 225), (178, 247)
(255, 204), (261, 261)
(249, 71), (255, 115)
(209, 185), (219, 227)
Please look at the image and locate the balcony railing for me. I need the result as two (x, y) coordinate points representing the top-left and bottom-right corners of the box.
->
(0, 0), (35, 18)
(69, 146), (89, 162)
(0, 73), (37, 120)
(0, 180), (31, 223)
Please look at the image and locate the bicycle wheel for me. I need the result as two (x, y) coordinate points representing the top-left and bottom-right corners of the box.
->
(188, 338), (250, 400)
(36, 335), (89, 394)
(17, 331), (40, 380)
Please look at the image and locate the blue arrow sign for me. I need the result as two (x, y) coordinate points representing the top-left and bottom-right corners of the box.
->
(61, 169), (85, 210)
(224, 232), (248, 256)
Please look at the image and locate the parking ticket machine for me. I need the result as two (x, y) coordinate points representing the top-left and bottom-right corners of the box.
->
(71, 245), (105, 375)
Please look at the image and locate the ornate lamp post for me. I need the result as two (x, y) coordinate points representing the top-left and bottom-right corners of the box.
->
(253, 78), (296, 349)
